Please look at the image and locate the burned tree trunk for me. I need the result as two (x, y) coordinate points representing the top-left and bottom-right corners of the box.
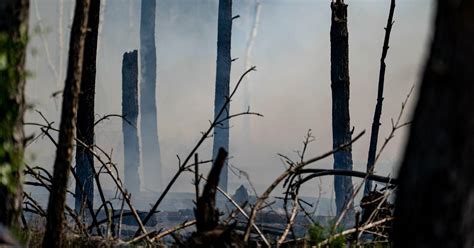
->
(196, 148), (228, 232)
(43, 1), (89, 247)
(0, 0), (29, 228)
(212, 0), (232, 193)
(394, 1), (474, 247)
(364, 0), (396, 196)
(330, 0), (354, 219)
(188, 148), (243, 247)
(74, 0), (100, 213)
(140, 0), (162, 192)
(122, 50), (141, 196)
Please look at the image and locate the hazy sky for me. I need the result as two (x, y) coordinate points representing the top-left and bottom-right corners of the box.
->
(24, 0), (434, 201)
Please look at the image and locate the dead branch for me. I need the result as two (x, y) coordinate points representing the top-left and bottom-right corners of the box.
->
(194, 153), (200, 202)
(93, 113), (133, 128)
(243, 130), (365, 243)
(24, 121), (148, 238)
(277, 195), (298, 245)
(134, 66), (258, 236)
(365, 0), (397, 195)
(196, 148), (228, 232)
(128, 219), (197, 244)
(291, 169), (397, 187)
(316, 217), (394, 247)
(357, 189), (393, 240)
(374, 84), (414, 164)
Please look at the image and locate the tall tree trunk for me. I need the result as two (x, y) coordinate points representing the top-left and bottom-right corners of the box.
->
(43, 1), (89, 247)
(212, 0), (232, 193)
(364, 0), (396, 196)
(242, 0), (261, 140)
(394, 1), (474, 247)
(75, 0), (100, 213)
(140, 0), (162, 192)
(0, 0), (29, 228)
(122, 50), (141, 196)
(330, 0), (354, 220)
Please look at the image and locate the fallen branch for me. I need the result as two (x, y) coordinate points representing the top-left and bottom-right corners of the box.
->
(315, 217), (394, 247)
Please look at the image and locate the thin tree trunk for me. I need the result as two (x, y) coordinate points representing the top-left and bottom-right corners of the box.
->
(140, 0), (162, 192)
(43, 1), (89, 247)
(75, 0), (100, 214)
(394, 1), (474, 247)
(122, 50), (141, 196)
(364, 0), (396, 196)
(330, 0), (354, 221)
(242, 0), (261, 139)
(0, 0), (29, 228)
(212, 0), (232, 193)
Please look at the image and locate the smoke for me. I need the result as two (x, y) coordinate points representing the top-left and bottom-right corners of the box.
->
(24, 0), (433, 204)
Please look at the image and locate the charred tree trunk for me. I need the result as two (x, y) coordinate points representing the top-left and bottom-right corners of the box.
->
(0, 0), (29, 228)
(140, 0), (162, 192)
(43, 1), (89, 247)
(394, 1), (474, 247)
(212, 0), (232, 193)
(75, 0), (100, 213)
(196, 148), (228, 232)
(188, 148), (243, 247)
(122, 50), (141, 196)
(364, 0), (396, 196)
(330, 0), (354, 220)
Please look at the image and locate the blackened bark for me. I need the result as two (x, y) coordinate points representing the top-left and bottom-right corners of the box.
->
(122, 50), (141, 196)
(364, 0), (396, 196)
(0, 0), (29, 228)
(394, 1), (474, 247)
(212, 0), (232, 193)
(140, 0), (162, 192)
(196, 148), (228, 232)
(330, 0), (354, 219)
(43, 1), (89, 247)
(75, 0), (100, 213)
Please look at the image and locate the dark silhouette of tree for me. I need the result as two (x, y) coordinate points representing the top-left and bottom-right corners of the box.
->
(364, 0), (396, 196)
(122, 50), (141, 196)
(330, 0), (354, 220)
(74, 0), (100, 213)
(212, 0), (232, 193)
(140, 0), (162, 192)
(394, 1), (474, 247)
(0, 0), (29, 228)
(43, 1), (89, 247)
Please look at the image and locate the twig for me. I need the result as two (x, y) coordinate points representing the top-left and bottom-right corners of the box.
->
(24, 121), (148, 238)
(243, 131), (366, 242)
(277, 195), (298, 245)
(93, 113), (133, 128)
(128, 219), (197, 244)
(315, 217), (394, 247)
(134, 67), (258, 236)
(374, 84), (414, 164)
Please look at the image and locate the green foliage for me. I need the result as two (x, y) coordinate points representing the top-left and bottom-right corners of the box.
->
(0, 29), (27, 193)
(308, 223), (346, 248)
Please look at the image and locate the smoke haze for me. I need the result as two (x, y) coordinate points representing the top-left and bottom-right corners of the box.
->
(24, 0), (433, 204)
